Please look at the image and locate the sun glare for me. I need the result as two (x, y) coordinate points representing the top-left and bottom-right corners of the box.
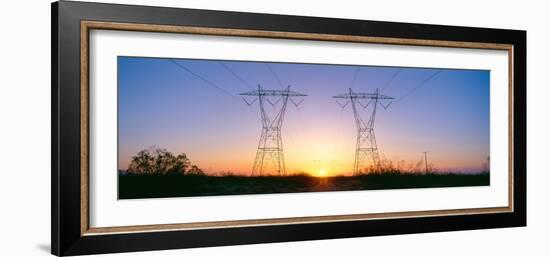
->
(317, 168), (327, 177)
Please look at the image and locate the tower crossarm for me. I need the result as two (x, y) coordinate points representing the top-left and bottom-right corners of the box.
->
(332, 92), (394, 100)
(240, 89), (307, 97)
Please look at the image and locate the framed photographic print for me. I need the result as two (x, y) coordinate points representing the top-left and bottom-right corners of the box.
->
(51, 1), (526, 256)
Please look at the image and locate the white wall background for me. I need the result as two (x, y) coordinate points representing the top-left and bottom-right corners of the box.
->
(0, 0), (547, 256)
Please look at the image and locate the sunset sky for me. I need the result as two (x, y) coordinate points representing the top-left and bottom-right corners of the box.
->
(118, 56), (490, 176)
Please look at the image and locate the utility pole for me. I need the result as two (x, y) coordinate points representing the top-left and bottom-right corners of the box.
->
(333, 88), (393, 175)
(423, 151), (429, 173)
(240, 85), (306, 176)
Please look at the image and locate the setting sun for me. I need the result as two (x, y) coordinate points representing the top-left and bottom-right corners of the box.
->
(317, 168), (327, 177)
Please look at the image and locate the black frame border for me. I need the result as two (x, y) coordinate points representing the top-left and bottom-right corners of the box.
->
(52, 1), (526, 256)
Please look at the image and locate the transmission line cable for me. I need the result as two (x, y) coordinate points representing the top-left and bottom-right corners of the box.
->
(393, 70), (442, 104)
(380, 68), (402, 92)
(169, 59), (260, 120)
(349, 67), (361, 89)
(265, 63), (284, 89)
(218, 61), (253, 90)
(169, 59), (238, 100)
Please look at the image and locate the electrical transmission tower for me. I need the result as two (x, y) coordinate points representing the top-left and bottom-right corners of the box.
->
(423, 151), (429, 173)
(333, 88), (393, 175)
(240, 85), (306, 176)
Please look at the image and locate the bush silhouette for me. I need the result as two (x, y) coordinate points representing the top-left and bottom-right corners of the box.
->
(127, 146), (204, 175)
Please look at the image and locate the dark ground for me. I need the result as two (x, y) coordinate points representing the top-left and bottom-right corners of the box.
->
(118, 172), (490, 199)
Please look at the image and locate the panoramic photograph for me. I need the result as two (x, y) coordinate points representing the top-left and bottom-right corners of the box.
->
(117, 56), (490, 199)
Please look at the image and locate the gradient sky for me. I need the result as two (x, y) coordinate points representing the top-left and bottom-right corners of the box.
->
(118, 56), (490, 176)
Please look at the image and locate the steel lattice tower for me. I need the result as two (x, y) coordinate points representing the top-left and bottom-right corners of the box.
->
(333, 88), (393, 175)
(240, 85), (306, 176)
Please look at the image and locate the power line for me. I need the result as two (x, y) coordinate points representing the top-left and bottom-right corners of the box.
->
(349, 67), (361, 89)
(169, 59), (238, 100)
(265, 63), (284, 89)
(380, 68), (402, 92)
(218, 61), (253, 90)
(169, 59), (261, 120)
(393, 70), (442, 104)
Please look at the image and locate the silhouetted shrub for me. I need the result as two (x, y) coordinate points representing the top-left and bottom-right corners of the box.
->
(127, 146), (204, 175)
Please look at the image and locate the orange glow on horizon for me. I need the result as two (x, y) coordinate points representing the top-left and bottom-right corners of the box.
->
(316, 168), (327, 177)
